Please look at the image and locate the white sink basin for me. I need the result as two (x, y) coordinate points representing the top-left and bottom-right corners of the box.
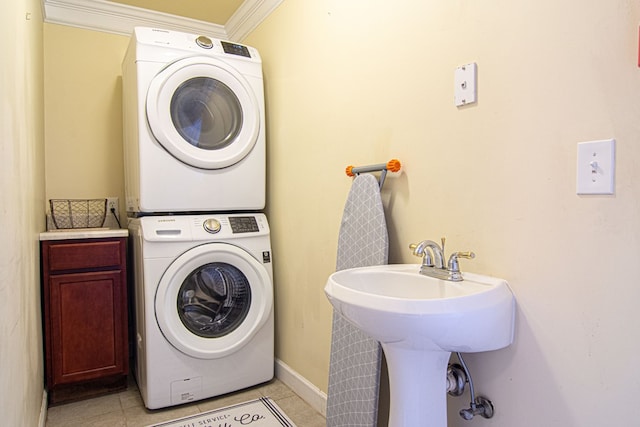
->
(325, 264), (516, 427)
(325, 264), (515, 352)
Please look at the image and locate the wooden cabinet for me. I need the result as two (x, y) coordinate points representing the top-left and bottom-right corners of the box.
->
(41, 237), (128, 404)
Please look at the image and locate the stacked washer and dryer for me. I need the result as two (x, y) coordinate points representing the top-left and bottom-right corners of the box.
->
(122, 27), (273, 410)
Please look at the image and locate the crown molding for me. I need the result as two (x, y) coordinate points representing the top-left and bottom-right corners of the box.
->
(42, 0), (282, 41)
(225, 0), (282, 41)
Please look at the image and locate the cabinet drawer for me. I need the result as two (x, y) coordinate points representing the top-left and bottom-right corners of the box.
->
(46, 240), (123, 272)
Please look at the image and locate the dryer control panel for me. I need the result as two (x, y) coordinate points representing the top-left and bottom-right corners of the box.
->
(221, 41), (251, 58)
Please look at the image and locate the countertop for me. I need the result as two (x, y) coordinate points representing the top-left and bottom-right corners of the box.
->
(39, 228), (128, 241)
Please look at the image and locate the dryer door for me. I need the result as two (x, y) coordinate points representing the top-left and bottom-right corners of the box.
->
(146, 56), (260, 170)
(155, 243), (272, 359)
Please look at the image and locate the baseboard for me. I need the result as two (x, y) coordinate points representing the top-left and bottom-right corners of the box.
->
(274, 359), (327, 417)
(38, 389), (47, 427)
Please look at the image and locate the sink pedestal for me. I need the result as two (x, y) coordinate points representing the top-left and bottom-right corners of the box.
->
(324, 264), (516, 427)
(383, 345), (451, 427)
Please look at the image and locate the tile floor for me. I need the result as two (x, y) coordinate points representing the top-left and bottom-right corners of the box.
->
(45, 377), (326, 427)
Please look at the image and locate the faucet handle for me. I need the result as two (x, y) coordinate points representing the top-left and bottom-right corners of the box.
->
(409, 243), (420, 255)
(447, 251), (476, 273)
(455, 251), (475, 260)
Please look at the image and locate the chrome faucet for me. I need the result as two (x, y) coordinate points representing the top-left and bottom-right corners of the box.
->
(410, 240), (445, 269)
(410, 237), (475, 282)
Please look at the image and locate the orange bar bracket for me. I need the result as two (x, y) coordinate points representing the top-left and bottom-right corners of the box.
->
(344, 159), (401, 188)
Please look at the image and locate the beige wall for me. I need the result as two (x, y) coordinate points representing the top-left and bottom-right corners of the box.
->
(0, 0), (46, 425)
(245, 1), (640, 425)
(43, 24), (129, 219)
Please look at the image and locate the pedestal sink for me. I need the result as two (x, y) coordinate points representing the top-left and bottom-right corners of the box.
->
(324, 264), (515, 427)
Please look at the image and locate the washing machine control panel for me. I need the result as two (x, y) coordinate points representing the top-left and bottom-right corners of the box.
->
(202, 216), (260, 234)
(229, 216), (259, 233)
(203, 218), (221, 234)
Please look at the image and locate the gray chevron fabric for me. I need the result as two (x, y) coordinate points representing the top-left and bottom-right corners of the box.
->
(326, 173), (388, 427)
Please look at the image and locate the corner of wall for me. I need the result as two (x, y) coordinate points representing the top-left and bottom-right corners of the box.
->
(275, 359), (327, 417)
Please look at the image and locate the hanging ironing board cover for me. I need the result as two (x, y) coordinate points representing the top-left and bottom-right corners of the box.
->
(326, 173), (388, 426)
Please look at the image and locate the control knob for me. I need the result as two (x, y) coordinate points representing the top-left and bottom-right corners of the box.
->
(196, 35), (213, 49)
(203, 218), (221, 234)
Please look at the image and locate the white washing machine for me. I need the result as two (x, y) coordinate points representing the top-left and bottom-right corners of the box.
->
(122, 27), (266, 214)
(128, 213), (274, 409)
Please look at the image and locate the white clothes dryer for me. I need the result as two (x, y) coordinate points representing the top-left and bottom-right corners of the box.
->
(128, 213), (274, 409)
(122, 27), (266, 214)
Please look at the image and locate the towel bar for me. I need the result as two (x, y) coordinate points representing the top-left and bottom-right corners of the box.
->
(345, 159), (401, 188)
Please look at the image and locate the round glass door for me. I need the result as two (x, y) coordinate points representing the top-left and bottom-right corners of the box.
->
(171, 78), (242, 151)
(155, 243), (272, 359)
(146, 57), (260, 170)
(178, 262), (251, 338)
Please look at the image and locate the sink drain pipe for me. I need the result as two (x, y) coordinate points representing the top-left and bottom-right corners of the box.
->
(446, 353), (495, 421)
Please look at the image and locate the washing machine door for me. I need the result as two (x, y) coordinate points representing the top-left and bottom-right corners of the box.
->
(155, 243), (272, 359)
(146, 56), (260, 170)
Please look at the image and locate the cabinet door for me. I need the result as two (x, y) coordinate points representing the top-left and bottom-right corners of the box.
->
(49, 270), (127, 385)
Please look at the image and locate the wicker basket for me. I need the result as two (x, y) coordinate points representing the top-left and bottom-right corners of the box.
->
(50, 199), (107, 229)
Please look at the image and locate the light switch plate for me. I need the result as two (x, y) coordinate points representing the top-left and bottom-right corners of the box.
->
(454, 63), (477, 107)
(576, 139), (615, 195)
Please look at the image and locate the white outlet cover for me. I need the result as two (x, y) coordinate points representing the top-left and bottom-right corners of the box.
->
(104, 197), (120, 229)
(576, 139), (615, 195)
(454, 63), (477, 107)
